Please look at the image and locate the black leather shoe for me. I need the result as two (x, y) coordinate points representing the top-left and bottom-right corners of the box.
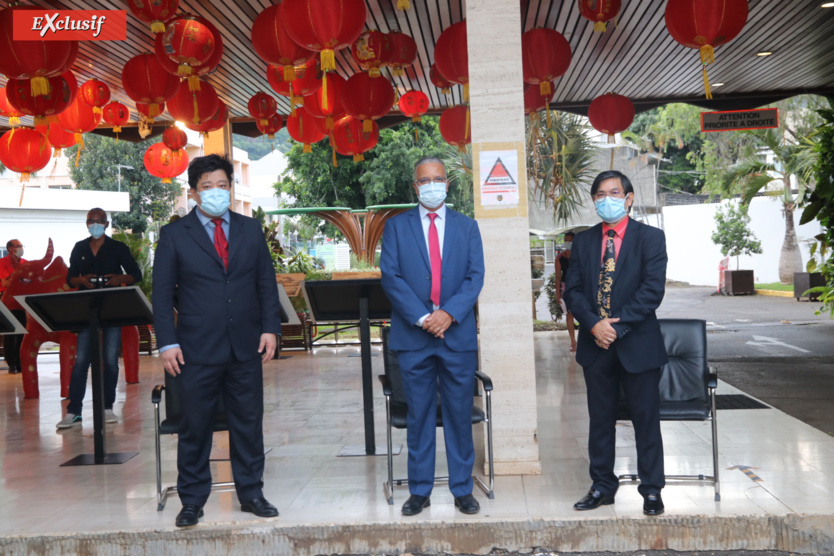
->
(241, 496), (279, 517)
(401, 494), (430, 516)
(175, 504), (204, 527)
(643, 493), (665, 516)
(573, 489), (615, 510)
(454, 493), (480, 515)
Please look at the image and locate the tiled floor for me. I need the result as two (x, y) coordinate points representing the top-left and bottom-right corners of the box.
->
(1, 331), (833, 548)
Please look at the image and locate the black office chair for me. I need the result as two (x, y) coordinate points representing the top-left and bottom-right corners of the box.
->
(617, 318), (720, 501)
(378, 326), (494, 505)
(151, 373), (233, 510)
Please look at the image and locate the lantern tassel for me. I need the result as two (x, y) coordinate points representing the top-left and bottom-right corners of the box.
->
(178, 64), (193, 76)
(539, 81), (552, 96)
(441, 87), (451, 96)
(150, 104), (161, 117)
(320, 49), (336, 71)
(529, 112), (537, 124)
(30, 76), (49, 97)
(284, 65), (296, 82)
(322, 74), (329, 111)
(260, 118), (268, 126)
(19, 181), (26, 206)
(187, 76), (202, 91)
(462, 83), (469, 103)
(610, 146), (615, 170)
(363, 119), (372, 133)
(397, 0), (410, 9)
(326, 116), (334, 130)
(192, 95), (200, 124)
(303, 143), (312, 153)
(369, 68), (381, 78)
(546, 103), (552, 127)
(151, 20), (166, 34)
(412, 115), (421, 123)
(702, 66), (713, 100)
(353, 154), (364, 163)
(465, 108), (470, 141)
(332, 149), (338, 168)
(595, 20), (607, 32)
(699, 44), (715, 65)
(113, 125), (122, 133)
(92, 107), (102, 114)
(9, 116), (20, 126)
(162, 177), (172, 184)
(414, 129), (419, 143)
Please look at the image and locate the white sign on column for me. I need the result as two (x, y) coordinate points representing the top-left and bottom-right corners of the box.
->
(479, 150), (519, 207)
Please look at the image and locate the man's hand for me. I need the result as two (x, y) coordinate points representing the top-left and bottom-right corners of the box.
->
(259, 333), (278, 363)
(104, 273), (127, 287)
(423, 309), (453, 338)
(590, 317), (620, 348)
(74, 274), (96, 289)
(161, 347), (185, 376)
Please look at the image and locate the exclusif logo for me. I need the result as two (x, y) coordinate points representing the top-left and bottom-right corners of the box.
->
(13, 10), (127, 41)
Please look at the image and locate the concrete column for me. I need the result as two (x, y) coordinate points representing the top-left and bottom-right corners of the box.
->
(467, 0), (541, 474)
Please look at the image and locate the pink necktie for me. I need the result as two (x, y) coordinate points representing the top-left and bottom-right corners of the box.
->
(428, 213), (441, 306)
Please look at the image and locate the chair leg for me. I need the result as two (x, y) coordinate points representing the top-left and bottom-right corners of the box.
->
(710, 387), (721, 502)
(154, 402), (166, 511)
(473, 390), (495, 499)
(384, 394), (394, 505)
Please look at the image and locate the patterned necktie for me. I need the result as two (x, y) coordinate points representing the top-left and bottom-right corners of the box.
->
(428, 213), (442, 306)
(212, 218), (228, 269)
(597, 229), (616, 318)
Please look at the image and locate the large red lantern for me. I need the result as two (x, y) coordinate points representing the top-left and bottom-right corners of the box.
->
(57, 96), (102, 150)
(522, 28), (572, 96)
(136, 102), (166, 122)
(434, 21), (469, 100)
(5, 72), (76, 127)
(251, 3), (315, 80)
(588, 92), (634, 141)
(351, 30), (390, 78)
(161, 15), (216, 76)
(0, 128), (52, 182)
(577, 0), (622, 32)
(331, 115), (379, 162)
(122, 53), (181, 116)
(47, 123), (77, 157)
(384, 31), (417, 77)
(287, 107), (327, 153)
(429, 64), (452, 96)
(166, 79), (220, 125)
(439, 105), (471, 151)
(281, 0), (367, 71)
(162, 126), (188, 150)
(102, 102), (130, 133)
(398, 90), (429, 122)
(154, 17), (224, 90)
(127, 0), (180, 33)
(144, 142), (190, 183)
(267, 58), (321, 114)
(665, 0), (748, 99)
(78, 78), (111, 114)
(256, 114), (284, 139)
(341, 72), (395, 132)
(0, 87), (24, 126)
(185, 101), (229, 134)
(304, 72), (346, 130)
(248, 92), (279, 126)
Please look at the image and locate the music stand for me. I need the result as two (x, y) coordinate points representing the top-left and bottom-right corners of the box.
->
(17, 286), (153, 466)
(0, 302), (28, 335)
(303, 279), (392, 456)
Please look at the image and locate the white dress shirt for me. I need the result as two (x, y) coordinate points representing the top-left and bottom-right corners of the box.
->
(416, 203), (446, 325)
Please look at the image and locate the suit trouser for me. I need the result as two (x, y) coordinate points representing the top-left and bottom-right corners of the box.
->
(175, 355), (265, 506)
(396, 338), (477, 498)
(3, 309), (26, 371)
(582, 346), (665, 497)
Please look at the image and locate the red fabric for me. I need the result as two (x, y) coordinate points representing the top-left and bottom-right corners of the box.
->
(601, 217), (629, 263)
(212, 218), (229, 269)
(428, 213), (442, 306)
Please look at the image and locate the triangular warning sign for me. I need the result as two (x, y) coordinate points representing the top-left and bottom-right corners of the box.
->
(484, 157), (516, 187)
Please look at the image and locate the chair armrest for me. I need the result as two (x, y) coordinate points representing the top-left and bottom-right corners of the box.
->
(152, 384), (165, 404)
(378, 374), (393, 396)
(475, 371), (493, 391)
(707, 368), (718, 389)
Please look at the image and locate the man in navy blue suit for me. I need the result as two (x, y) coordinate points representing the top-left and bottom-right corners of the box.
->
(153, 154), (281, 527)
(381, 156), (485, 516)
(564, 170), (668, 516)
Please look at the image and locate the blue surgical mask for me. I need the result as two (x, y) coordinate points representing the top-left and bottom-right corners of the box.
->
(417, 181), (447, 209)
(88, 224), (106, 239)
(199, 188), (231, 217)
(595, 195), (629, 224)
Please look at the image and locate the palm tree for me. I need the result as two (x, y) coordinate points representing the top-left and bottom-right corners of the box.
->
(720, 127), (817, 283)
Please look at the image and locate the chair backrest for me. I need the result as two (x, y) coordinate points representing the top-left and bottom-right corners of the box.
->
(161, 371), (227, 430)
(381, 326), (408, 406)
(657, 318), (709, 404)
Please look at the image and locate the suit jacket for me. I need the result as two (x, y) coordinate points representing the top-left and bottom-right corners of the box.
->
(563, 217), (668, 373)
(152, 209), (281, 365)
(380, 206), (484, 352)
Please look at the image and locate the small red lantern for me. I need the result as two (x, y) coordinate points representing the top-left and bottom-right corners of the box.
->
(398, 90), (429, 122)
(256, 114), (284, 139)
(665, 0), (748, 99)
(163, 126), (188, 150)
(136, 102), (166, 122)
(524, 82), (555, 115)
(122, 53), (181, 116)
(154, 17), (224, 91)
(384, 31), (417, 77)
(434, 21), (469, 100)
(185, 101), (229, 135)
(0, 87), (25, 126)
(341, 72), (395, 132)
(127, 0), (180, 33)
(248, 92), (279, 126)
(162, 15), (216, 76)
(47, 123), (77, 157)
(251, 3), (315, 80)
(351, 30), (390, 78)
(331, 115), (379, 162)
(588, 92), (634, 142)
(144, 142), (190, 183)
(102, 102), (130, 133)
(577, 0), (622, 32)
(521, 28), (572, 96)
(5, 72), (76, 127)
(78, 78), (111, 114)
(439, 105), (471, 151)
(0, 128), (52, 182)
(429, 64), (453, 96)
(304, 72), (346, 130)
(287, 107), (326, 153)
(166, 79), (220, 125)
(281, 0), (367, 71)
(57, 96), (102, 151)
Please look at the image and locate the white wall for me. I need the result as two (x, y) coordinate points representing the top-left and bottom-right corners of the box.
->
(663, 197), (823, 287)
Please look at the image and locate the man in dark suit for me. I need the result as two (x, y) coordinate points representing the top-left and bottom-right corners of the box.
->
(564, 170), (668, 516)
(381, 156), (485, 516)
(153, 154), (281, 527)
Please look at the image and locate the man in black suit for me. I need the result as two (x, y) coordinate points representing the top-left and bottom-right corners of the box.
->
(153, 154), (281, 527)
(564, 170), (668, 516)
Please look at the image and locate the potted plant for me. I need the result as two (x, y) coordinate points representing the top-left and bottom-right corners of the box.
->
(711, 203), (762, 295)
(795, 236), (828, 301)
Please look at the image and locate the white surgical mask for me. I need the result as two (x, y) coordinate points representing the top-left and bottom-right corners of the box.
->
(14, 247), (23, 258)
(563, 242), (572, 250)
(417, 181), (447, 209)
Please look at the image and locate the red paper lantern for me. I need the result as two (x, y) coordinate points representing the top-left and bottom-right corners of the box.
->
(588, 92), (634, 141)
(266, 58), (322, 100)
(287, 107), (327, 152)
(0, 5), (78, 97)
(384, 31), (417, 77)
(248, 92), (279, 126)
(524, 82), (555, 114)
(78, 78), (111, 114)
(341, 72), (395, 132)
(166, 79), (220, 125)
(331, 115), (379, 162)
(304, 72), (346, 130)
(154, 17), (224, 90)
(163, 126), (188, 150)
(281, 0), (367, 71)
(185, 101), (229, 134)
(47, 123), (77, 157)
(136, 102), (166, 122)
(251, 3), (315, 80)
(522, 28), (572, 96)
(351, 30), (390, 78)
(122, 53), (181, 116)
(57, 96), (102, 148)
(256, 114), (284, 139)
(434, 21), (469, 100)
(144, 142), (190, 183)
(5, 72), (76, 127)
(0, 128), (53, 182)
(398, 90), (429, 122)
(162, 15), (216, 76)
(577, 0), (622, 32)
(665, 0), (748, 99)
(429, 64), (453, 96)
(439, 105), (471, 151)
(127, 0), (180, 33)
(102, 102), (131, 132)
(0, 87), (25, 126)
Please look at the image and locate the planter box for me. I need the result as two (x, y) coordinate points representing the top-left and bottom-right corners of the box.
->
(793, 272), (825, 301)
(722, 270), (754, 295)
(276, 273), (307, 297)
(331, 271), (381, 280)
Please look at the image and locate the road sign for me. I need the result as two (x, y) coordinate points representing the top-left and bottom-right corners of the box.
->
(701, 108), (779, 133)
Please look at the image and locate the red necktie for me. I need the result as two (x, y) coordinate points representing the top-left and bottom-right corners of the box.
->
(212, 218), (228, 269)
(428, 213), (442, 306)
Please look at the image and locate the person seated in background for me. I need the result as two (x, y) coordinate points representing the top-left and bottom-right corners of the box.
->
(0, 239), (27, 374)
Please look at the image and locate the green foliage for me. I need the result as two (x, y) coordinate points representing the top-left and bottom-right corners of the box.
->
(253, 207), (285, 271)
(279, 251), (317, 273)
(66, 135), (180, 233)
(349, 252), (380, 269)
(233, 129), (293, 159)
(711, 203), (763, 270)
(544, 271), (564, 322)
(111, 230), (153, 299)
